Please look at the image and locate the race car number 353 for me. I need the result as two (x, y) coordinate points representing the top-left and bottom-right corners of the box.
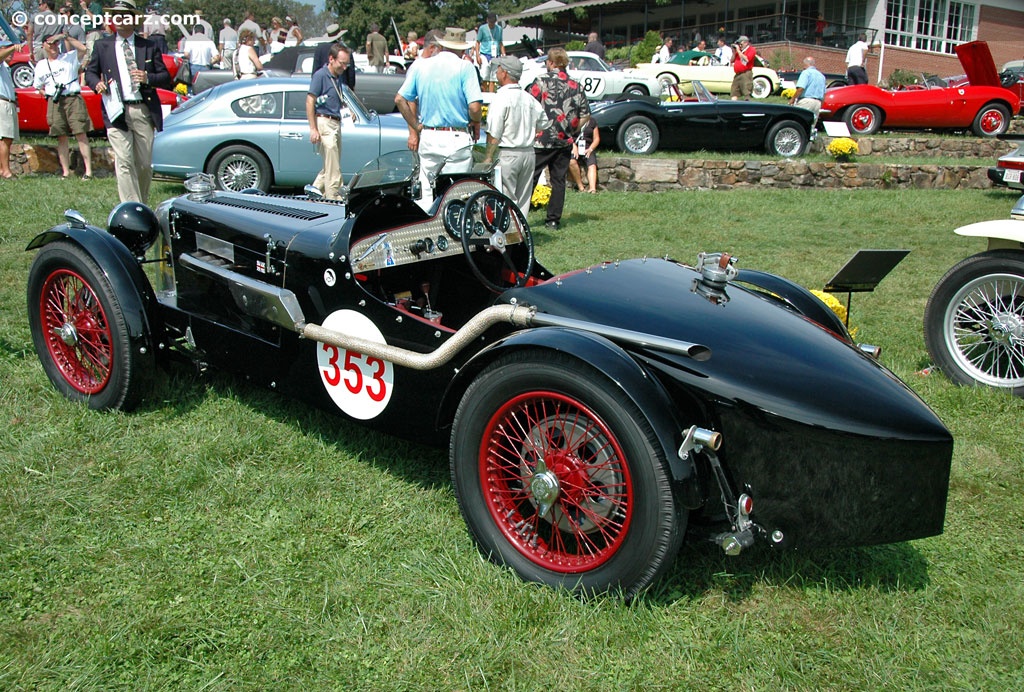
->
(316, 310), (394, 420)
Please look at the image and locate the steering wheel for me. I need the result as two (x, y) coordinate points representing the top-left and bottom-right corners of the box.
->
(459, 190), (535, 293)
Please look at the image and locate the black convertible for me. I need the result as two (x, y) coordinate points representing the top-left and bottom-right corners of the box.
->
(26, 149), (951, 597)
(592, 80), (815, 157)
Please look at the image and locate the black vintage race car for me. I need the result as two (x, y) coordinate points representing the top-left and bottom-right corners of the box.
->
(26, 150), (952, 597)
(591, 80), (815, 157)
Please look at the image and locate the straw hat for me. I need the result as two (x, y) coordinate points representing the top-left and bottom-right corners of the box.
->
(437, 27), (471, 50)
(326, 24), (346, 40)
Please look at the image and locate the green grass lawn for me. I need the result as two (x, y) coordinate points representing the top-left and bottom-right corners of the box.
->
(1, 177), (1023, 688)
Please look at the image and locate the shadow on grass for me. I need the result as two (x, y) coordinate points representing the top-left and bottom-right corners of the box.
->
(147, 366), (451, 491)
(646, 538), (931, 605)
(142, 366), (933, 605)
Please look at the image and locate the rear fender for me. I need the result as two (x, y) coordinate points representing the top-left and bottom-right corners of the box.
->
(735, 269), (850, 339)
(439, 326), (700, 482)
(955, 218), (1024, 250)
(27, 224), (163, 356)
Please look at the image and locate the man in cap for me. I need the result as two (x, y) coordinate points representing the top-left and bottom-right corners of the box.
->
(730, 35), (756, 100)
(483, 56), (547, 216)
(312, 24), (354, 87)
(528, 47), (589, 230)
(395, 27), (482, 211)
(85, 0), (170, 203)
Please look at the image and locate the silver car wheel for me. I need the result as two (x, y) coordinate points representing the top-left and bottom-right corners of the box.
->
(218, 154), (261, 191)
(942, 272), (1024, 389)
(773, 126), (803, 157)
(12, 64), (34, 89)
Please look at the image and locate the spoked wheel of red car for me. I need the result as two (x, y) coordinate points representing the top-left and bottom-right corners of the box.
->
(971, 103), (1010, 137)
(450, 352), (684, 597)
(27, 240), (153, 411)
(843, 104), (882, 135)
(924, 251), (1024, 396)
(460, 190), (535, 293)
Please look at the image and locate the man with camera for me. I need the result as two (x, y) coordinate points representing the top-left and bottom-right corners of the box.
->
(33, 31), (93, 179)
(730, 35), (756, 100)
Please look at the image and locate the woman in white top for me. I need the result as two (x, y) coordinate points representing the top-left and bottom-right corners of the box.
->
(235, 29), (263, 79)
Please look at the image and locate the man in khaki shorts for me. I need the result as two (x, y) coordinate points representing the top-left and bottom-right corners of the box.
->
(33, 32), (94, 179)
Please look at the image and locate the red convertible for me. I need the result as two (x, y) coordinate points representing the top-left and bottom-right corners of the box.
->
(9, 43), (182, 89)
(17, 86), (185, 134)
(821, 41), (1020, 137)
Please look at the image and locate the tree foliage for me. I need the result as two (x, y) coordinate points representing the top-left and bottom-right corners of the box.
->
(160, 0), (329, 43)
(323, 0), (527, 46)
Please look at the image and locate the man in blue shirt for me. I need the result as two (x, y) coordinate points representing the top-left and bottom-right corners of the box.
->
(307, 43), (352, 199)
(789, 56), (826, 123)
(395, 26), (482, 211)
(474, 13), (504, 89)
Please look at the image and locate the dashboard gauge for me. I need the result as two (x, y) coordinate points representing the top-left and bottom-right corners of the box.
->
(444, 200), (466, 238)
(436, 235), (448, 251)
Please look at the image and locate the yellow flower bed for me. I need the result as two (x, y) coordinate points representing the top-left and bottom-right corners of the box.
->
(781, 87), (796, 100)
(811, 289), (858, 338)
(826, 137), (859, 159)
(531, 184), (551, 208)
(174, 82), (189, 96)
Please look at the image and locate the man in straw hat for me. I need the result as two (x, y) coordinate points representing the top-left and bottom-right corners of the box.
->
(311, 23), (353, 87)
(395, 26), (482, 211)
(483, 56), (547, 216)
(85, 0), (170, 203)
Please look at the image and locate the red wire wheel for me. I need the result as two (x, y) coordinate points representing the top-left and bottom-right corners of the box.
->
(27, 240), (153, 411)
(479, 390), (633, 572)
(451, 352), (684, 596)
(38, 267), (114, 395)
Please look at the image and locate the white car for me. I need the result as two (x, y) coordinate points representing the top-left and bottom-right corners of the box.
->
(988, 134), (1024, 191)
(520, 51), (663, 99)
(637, 52), (779, 99)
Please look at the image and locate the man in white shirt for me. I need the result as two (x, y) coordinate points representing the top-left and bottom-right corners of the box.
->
(483, 56), (548, 216)
(33, 32), (93, 179)
(238, 11), (264, 52)
(714, 37), (733, 66)
(184, 25), (220, 73)
(845, 33), (870, 85)
(651, 36), (673, 64)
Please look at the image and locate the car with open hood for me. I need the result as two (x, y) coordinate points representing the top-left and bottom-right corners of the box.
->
(820, 41), (1020, 137)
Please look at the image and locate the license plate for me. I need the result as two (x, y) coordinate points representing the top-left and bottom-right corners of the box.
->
(1004, 169), (1022, 184)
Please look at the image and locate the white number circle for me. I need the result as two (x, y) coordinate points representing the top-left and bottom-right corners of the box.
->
(316, 310), (394, 419)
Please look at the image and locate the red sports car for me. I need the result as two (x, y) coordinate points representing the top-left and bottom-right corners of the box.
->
(821, 41), (1020, 137)
(9, 43), (182, 89)
(17, 86), (185, 133)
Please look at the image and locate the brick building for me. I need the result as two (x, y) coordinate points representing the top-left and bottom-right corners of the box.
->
(504, 0), (1023, 84)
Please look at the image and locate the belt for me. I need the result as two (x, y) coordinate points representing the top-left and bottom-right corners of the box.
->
(422, 126), (467, 132)
(123, 99), (145, 104)
(318, 113), (340, 121)
(0, 95), (16, 105)
(54, 93), (82, 99)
